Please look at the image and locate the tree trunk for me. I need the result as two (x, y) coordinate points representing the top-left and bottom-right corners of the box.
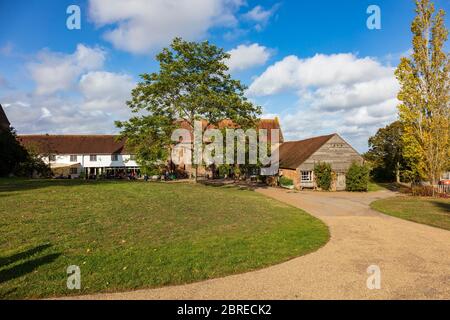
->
(396, 161), (401, 184)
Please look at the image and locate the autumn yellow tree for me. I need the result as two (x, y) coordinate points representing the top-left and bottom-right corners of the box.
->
(395, 0), (450, 185)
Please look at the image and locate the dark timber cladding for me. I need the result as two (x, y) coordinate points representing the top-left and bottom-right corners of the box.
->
(0, 104), (10, 131)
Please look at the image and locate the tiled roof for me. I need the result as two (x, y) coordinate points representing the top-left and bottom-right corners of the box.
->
(176, 118), (284, 143)
(279, 134), (336, 169)
(17, 119), (284, 155)
(18, 135), (128, 154)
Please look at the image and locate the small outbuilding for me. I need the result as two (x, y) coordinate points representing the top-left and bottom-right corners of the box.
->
(278, 133), (363, 191)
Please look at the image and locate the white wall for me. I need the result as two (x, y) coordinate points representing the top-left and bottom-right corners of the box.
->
(44, 154), (139, 168)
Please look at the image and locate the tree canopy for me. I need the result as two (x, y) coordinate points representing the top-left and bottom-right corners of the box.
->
(395, 0), (449, 184)
(116, 37), (261, 177)
(365, 121), (409, 182)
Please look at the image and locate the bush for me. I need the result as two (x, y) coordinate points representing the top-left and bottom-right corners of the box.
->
(411, 185), (435, 197)
(346, 162), (370, 192)
(279, 176), (293, 186)
(217, 164), (231, 178)
(314, 162), (332, 191)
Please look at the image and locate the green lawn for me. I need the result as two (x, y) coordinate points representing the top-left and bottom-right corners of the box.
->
(371, 196), (450, 230)
(0, 179), (329, 299)
(368, 181), (388, 192)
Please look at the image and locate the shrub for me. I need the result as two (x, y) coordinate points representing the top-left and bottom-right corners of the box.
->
(346, 162), (370, 192)
(218, 164), (231, 178)
(411, 185), (435, 197)
(279, 176), (293, 186)
(314, 162), (332, 191)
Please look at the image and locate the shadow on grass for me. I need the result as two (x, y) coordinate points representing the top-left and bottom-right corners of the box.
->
(0, 178), (134, 196)
(431, 201), (450, 213)
(0, 252), (61, 284)
(199, 179), (269, 191)
(0, 243), (52, 268)
(374, 182), (411, 193)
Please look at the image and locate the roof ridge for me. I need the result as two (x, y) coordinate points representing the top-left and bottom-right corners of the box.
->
(283, 133), (335, 144)
(278, 133), (336, 169)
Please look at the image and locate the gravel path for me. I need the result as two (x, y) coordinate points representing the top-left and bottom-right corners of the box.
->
(67, 188), (450, 300)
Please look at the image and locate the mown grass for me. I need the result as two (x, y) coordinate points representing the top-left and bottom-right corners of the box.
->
(368, 181), (388, 192)
(0, 178), (329, 299)
(371, 196), (450, 231)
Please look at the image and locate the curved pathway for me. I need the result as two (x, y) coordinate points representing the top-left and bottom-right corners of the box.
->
(70, 188), (450, 299)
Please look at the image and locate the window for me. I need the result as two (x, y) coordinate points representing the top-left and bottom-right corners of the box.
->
(130, 154), (136, 161)
(70, 168), (78, 174)
(111, 154), (119, 161)
(301, 171), (313, 182)
(49, 155), (56, 162)
(70, 155), (77, 162)
(90, 155), (97, 162)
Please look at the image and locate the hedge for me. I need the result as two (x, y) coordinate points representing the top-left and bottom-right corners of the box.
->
(346, 162), (370, 192)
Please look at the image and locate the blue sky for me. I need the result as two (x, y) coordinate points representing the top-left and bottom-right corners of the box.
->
(0, 0), (449, 151)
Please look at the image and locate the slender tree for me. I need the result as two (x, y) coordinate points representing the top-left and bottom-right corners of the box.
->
(395, 0), (450, 185)
(117, 37), (261, 181)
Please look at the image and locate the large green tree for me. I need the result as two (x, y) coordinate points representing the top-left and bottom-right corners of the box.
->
(0, 128), (28, 176)
(116, 38), (261, 180)
(365, 121), (408, 182)
(395, 0), (450, 185)
(0, 128), (50, 177)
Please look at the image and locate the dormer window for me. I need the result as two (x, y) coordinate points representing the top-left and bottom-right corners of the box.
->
(90, 155), (97, 162)
(111, 154), (119, 161)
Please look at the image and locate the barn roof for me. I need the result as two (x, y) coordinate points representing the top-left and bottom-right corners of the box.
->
(18, 135), (128, 155)
(279, 134), (336, 169)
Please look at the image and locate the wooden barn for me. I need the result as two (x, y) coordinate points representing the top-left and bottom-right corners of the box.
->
(278, 133), (363, 191)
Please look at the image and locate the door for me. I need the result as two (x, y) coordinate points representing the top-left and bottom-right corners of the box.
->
(336, 172), (346, 191)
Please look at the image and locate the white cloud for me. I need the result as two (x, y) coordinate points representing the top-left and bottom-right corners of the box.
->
(226, 43), (271, 72)
(39, 107), (52, 119)
(248, 53), (393, 96)
(79, 71), (135, 112)
(28, 44), (106, 95)
(248, 53), (400, 151)
(242, 4), (280, 31)
(88, 0), (244, 54)
(1, 47), (136, 134)
(243, 5), (272, 22)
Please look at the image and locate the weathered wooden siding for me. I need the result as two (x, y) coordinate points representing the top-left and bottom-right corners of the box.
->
(298, 135), (363, 172)
(297, 135), (363, 190)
